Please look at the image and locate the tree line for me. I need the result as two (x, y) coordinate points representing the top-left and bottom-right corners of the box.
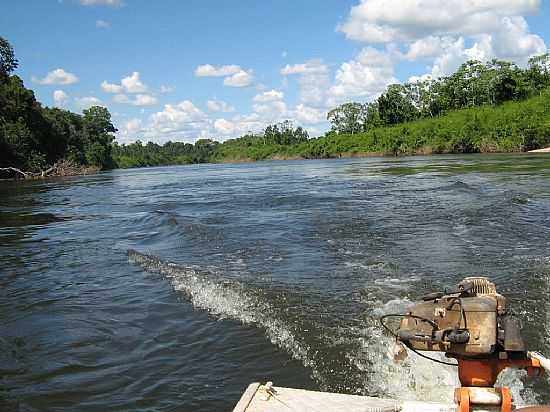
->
(114, 55), (550, 166)
(0, 36), (117, 177)
(112, 120), (309, 167)
(2, 31), (550, 176)
(326, 56), (550, 135)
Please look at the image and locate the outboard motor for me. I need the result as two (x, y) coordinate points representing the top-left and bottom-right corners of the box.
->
(381, 277), (549, 412)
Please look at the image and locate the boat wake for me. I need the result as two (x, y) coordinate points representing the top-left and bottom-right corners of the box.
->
(128, 249), (537, 406)
(127, 249), (312, 366)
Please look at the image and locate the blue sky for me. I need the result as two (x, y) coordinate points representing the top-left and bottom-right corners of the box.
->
(2, 0), (550, 144)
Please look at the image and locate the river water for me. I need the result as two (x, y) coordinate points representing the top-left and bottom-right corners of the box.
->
(1, 154), (550, 411)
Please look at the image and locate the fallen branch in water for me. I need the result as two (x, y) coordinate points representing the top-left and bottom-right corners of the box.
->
(0, 167), (30, 179)
(41, 165), (56, 177)
(0, 160), (100, 180)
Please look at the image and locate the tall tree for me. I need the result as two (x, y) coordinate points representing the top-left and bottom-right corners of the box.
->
(526, 53), (550, 95)
(377, 84), (419, 125)
(82, 106), (117, 169)
(0, 36), (18, 80)
(327, 102), (368, 134)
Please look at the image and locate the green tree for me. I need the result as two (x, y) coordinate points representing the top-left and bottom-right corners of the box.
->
(0, 36), (18, 80)
(327, 102), (368, 134)
(377, 84), (419, 125)
(526, 53), (550, 95)
(262, 121), (308, 144)
(364, 102), (382, 130)
(82, 106), (117, 169)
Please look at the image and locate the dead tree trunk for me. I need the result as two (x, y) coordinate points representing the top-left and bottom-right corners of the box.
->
(0, 167), (30, 179)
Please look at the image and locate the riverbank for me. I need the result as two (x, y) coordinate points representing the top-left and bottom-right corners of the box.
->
(109, 89), (550, 168)
(218, 91), (550, 163)
(212, 146), (549, 165)
(0, 159), (100, 180)
(3, 146), (548, 182)
(3, 89), (549, 181)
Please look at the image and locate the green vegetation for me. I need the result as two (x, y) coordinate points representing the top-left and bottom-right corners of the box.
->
(1, 33), (550, 178)
(111, 120), (310, 167)
(113, 89), (550, 167)
(301, 91), (550, 157)
(0, 36), (117, 177)
(114, 56), (550, 167)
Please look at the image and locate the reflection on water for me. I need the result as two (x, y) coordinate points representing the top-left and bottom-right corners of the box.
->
(1, 154), (550, 411)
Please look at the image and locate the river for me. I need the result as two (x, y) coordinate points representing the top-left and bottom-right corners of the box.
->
(1, 154), (550, 411)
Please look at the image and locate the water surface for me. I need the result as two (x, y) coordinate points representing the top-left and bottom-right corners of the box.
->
(1, 154), (550, 411)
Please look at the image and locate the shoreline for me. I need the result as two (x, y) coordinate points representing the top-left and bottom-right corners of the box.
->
(0, 160), (100, 181)
(216, 147), (549, 165)
(2, 148), (548, 181)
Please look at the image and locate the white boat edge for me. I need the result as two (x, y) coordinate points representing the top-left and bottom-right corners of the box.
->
(231, 382), (524, 412)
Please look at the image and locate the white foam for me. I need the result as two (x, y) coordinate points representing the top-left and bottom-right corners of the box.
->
(129, 251), (542, 405)
(355, 297), (538, 405)
(346, 297), (460, 402)
(128, 251), (312, 367)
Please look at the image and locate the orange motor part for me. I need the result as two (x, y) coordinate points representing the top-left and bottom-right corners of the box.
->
(457, 357), (542, 387)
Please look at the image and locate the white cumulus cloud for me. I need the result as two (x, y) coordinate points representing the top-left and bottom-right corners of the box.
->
(411, 17), (547, 78)
(207, 99), (235, 112)
(406, 36), (456, 60)
(195, 64), (254, 87)
(339, 0), (541, 43)
(140, 100), (209, 143)
(33, 68), (79, 85)
(328, 47), (398, 105)
(253, 89), (284, 103)
(253, 100), (288, 122)
(212, 113), (267, 139)
(75, 96), (104, 110)
(214, 118), (235, 135)
(101, 80), (124, 93)
(133, 94), (158, 106)
(102, 72), (149, 95)
(117, 118), (143, 143)
(281, 61), (328, 75)
(113, 93), (157, 106)
(292, 104), (326, 125)
(281, 60), (330, 106)
(223, 69), (254, 87)
(53, 90), (69, 107)
(489, 16), (546, 63)
(194, 64), (241, 77)
(121, 72), (147, 93)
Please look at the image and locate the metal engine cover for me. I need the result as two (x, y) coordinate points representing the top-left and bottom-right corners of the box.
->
(399, 295), (498, 356)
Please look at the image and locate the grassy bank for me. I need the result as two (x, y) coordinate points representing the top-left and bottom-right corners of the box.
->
(209, 89), (550, 163)
(111, 89), (550, 169)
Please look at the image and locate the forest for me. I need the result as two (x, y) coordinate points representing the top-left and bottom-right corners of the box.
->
(0, 36), (117, 178)
(2, 34), (550, 177)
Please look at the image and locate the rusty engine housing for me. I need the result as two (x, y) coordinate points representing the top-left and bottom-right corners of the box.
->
(397, 277), (522, 357)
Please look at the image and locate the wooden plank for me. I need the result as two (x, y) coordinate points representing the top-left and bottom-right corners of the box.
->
(232, 382), (261, 412)
(242, 385), (401, 412)
(233, 384), (507, 412)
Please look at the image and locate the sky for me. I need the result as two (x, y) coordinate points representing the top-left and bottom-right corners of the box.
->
(2, 0), (550, 144)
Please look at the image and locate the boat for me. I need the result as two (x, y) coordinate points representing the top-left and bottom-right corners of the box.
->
(233, 278), (550, 412)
